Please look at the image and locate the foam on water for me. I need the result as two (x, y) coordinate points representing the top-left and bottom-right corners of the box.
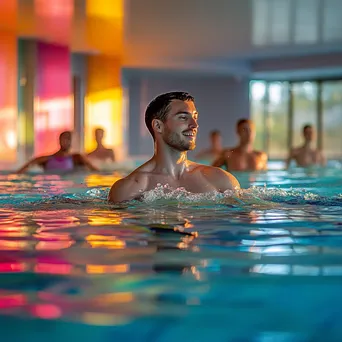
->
(2, 182), (342, 210)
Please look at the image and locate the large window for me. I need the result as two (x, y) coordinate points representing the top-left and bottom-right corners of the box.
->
(250, 81), (266, 151)
(268, 82), (289, 158)
(292, 82), (318, 147)
(251, 79), (342, 160)
(322, 81), (342, 159)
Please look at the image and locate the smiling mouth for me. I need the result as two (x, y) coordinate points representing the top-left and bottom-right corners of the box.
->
(183, 131), (196, 137)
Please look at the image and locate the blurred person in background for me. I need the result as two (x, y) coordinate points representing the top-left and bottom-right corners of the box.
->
(87, 128), (115, 163)
(212, 119), (268, 171)
(17, 131), (98, 173)
(286, 124), (326, 168)
(195, 130), (223, 163)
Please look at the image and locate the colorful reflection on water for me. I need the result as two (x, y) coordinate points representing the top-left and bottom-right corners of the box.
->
(0, 168), (342, 340)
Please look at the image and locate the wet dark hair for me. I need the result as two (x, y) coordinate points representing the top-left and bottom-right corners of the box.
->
(95, 127), (104, 134)
(236, 119), (252, 129)
(145, 92), (195, 139)
(59, 131), (71, 139)
(303, 124), (312, 133)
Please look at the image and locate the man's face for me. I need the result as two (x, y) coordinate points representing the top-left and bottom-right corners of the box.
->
(59, 132), (72, 151)
(95, 129), (104, 144)
(303, 127), (314, 142)
(160, 100), (199, 151)
(237, 121), (255, 144)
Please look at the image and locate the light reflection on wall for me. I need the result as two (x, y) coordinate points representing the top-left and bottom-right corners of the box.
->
(34, 0), (73, 46)
(86, 0), (123, 55)
(34, 42), (73, 155)
(0, 31), (17, 163)
(85, 88), (123, 158)
(85, 54), (124, 159)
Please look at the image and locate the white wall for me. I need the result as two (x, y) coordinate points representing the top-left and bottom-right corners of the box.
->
(126, 72), (250, 157)
(124, 0), (342, 73)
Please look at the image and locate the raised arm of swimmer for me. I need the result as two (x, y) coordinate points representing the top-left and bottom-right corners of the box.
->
(75, 154), (99, 171)
(212, 150), (229, 168)
(319, 150), (326, 167)
(17, 156), (48, 174)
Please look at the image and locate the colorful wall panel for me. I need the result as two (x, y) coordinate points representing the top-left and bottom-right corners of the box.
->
(0, 31), (18, 163)
(34, 42), (73, 155)
(85, 56), (124, 159)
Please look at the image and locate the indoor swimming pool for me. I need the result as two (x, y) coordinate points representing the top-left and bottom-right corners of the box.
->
(0, 166), (342, 341)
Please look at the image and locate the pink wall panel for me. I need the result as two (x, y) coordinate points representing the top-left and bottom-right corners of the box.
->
(34, 42), (73, 155)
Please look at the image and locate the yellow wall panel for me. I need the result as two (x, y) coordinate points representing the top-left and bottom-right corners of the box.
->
(85, 56), (124, 160)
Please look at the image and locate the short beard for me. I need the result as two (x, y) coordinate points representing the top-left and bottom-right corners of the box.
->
(165, 130), (196, 151)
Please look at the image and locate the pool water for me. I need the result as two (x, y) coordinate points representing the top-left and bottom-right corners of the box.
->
(1, 167), (342, 342)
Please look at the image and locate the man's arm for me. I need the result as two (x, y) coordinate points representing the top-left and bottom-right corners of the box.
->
(261, 152), (268, 171)
(318, 150), (326, 167)
(108, 175), (146, 203)
(285, 148), (295, 169)
(212, 150), (228, 168)
(109, 149), (115, 162)
(17, 156), (47, 174)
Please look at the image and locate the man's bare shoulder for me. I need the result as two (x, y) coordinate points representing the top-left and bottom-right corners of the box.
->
(290, 146), (303, 155)
(108, 161), (152, 203)
(190, 162), (240, 191)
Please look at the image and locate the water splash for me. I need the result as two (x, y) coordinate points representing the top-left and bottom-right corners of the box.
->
(2, 182), (342, 210)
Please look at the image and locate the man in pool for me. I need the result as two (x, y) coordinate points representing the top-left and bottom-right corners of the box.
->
(87, 128), (115, 162)
(286, 124), (326, 168)
(108, 92), (240, 203)
(17, 131), (99, 173)
(212, 119), (268, 171)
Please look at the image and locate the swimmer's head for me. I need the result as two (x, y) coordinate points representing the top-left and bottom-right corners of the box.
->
(59, 131), (72, 151)
(145, 92), (198, 151)
(210, 130), (222, 149)
(236, 119), (255, 144)
(95, 128), (104, 144)
(303, 124), (314, 142)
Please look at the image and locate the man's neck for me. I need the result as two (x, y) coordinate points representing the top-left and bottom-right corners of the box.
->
(56, 149), (70, 156)
(153, 143), (189, 179)
(238, 141), (253, 152)
(303, 141), (312, 149)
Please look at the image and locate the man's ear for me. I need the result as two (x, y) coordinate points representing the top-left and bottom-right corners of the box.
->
(152, 119), (163, 134)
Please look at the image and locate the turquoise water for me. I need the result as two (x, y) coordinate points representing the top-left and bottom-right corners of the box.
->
(1, 167), (342, 341)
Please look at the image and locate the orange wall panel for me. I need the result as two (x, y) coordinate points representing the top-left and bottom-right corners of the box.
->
(0, 31), (18, 163)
